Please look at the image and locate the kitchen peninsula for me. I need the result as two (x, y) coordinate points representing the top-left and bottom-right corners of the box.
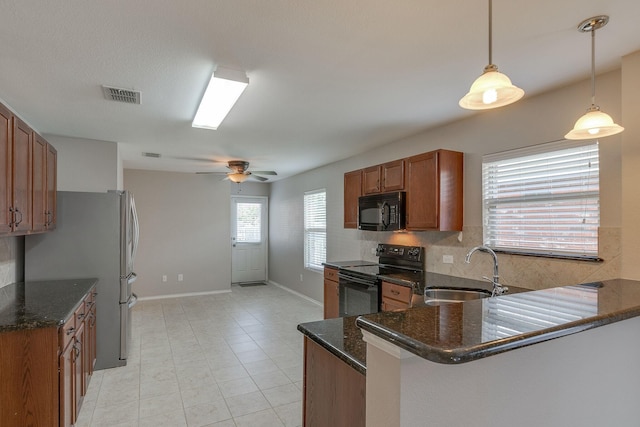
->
(299, 278), (640, 427)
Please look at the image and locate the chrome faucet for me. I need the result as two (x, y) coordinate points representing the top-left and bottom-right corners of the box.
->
(464, 245), (508, 296)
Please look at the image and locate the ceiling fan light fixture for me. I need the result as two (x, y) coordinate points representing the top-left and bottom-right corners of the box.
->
(459, 0), (524, 110)
(192, 67), (249, 130)
(227, 172), (249, 183)
(565, 15), (624, 140)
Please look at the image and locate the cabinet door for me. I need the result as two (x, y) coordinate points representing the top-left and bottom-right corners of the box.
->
(59, 341), (74, 427)
(73, 322), (85, 418)
(323, 279), (339, 319)
(344, 170), (362, 228)
(11, 117), (33, 233)
(381, 159), (405, 192)
(45, 142), (57, 229)
(381, 298), (409, 312)
(0, 104), (12, 234)
(88, 303), (97, 373)
(362, 165), (381, 194)
(304, 337), (365, 427)
(32, 133), (47, 232)
(406, 151), (439, 230)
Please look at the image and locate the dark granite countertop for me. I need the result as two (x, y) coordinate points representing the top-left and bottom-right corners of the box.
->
(0, 279), (98, 333)
(357, 278), (640, 364)
(297, 315), (366, 375)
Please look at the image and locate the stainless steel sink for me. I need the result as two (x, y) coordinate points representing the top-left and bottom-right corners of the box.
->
(424, 287), (493, 305)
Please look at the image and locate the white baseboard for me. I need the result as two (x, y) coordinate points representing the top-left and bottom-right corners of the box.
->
(268, 280), (322, 307)
(137, 289), (232, 301)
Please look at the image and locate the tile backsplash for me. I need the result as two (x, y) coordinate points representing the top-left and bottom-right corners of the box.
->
(359, 226), (621, 291)
(0, 236), (18, 289)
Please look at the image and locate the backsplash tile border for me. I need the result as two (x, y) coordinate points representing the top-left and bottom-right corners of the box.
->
(358, 226), (621, 291)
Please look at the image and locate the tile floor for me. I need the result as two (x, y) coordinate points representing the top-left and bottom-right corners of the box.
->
(76, 283), (323, 427)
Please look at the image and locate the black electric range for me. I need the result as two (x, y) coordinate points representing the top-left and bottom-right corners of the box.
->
(334, 244), (424, 317)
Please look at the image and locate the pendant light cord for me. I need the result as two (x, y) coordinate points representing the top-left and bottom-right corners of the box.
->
(488, 0), (493, 65)
(590, 28), (596, 106)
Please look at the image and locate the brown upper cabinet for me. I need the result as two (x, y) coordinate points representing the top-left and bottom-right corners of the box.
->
(362, 165), (381, 194)
(380, 159), (405, 192)
(9, 115), (33, 233)
(0, 102), (57, 236)
(343, 149), (463, 231)
(344, 169), (362, 229)
(32, 133), (57, 232)
(362, 160), (405, 195)
(406, 149), (463, 231)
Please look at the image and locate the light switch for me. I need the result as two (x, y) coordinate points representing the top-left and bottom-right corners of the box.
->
(443, 255), (454, 264)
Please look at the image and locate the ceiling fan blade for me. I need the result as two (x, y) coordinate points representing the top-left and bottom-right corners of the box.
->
(251, 175), (269, 182)
(250, 171), (277, 175)
(196, 171), (227, 175)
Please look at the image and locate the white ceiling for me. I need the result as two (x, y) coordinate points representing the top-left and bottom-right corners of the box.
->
(1, 1), (639, 180)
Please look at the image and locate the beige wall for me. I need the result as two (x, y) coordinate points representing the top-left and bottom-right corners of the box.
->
(0, 237), (20, 288)
(45, 135), (120, 192)
(621, 50), (640, 279)
(124, 169), (258, 298)
(269, 67), (630, 300)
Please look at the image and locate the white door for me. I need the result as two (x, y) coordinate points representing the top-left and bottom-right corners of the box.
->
(231, 196), (268, 284)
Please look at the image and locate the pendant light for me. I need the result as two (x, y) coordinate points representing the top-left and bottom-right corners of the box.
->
(565, 16), (624, 140)
(459, 0), (524, 110)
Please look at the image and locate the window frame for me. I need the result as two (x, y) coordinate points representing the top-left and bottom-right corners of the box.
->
(304, 188), (327, 271)
(481, 140), (601, 261)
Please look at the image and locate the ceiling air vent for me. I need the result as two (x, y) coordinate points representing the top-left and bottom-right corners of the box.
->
(141, 152), (161, 158)
(102, 85), (141, 104)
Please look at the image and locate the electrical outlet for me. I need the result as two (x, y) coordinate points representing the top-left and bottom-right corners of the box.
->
(442, 255), (454, 264)
(162, 275), (167, 283)
(177, 274), (184, 282)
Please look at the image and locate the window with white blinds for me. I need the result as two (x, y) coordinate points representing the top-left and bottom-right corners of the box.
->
(482, 140), (600, 258)
(304, 189), (326, 271)
(235, 202), (262, 243)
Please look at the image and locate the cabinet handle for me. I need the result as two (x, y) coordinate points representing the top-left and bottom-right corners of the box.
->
(391, 289), (400, 296)
(77, 313), (85, 320)
(66, 327), (76, 336)
(13, 208), (22, 226)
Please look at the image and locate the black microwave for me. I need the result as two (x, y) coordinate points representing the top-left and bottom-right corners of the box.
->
(358, 192), (406, 231)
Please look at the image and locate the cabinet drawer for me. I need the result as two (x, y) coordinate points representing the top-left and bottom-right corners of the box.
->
(60, 315), (76, 350)
(75, 301), (87, 325)
(324, 267), (339, 282)
(381, 281), (412, 303)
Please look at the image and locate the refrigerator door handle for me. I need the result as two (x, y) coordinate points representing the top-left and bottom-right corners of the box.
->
(128, 293), (138, 308)
(130, 195), (140, 264)
(128, 272), (137, 285)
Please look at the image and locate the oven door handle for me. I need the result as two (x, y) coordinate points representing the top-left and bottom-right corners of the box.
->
(338, 273), (378, 288)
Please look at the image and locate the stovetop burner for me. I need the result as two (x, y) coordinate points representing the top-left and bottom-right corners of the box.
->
(337, 243), (425, 286)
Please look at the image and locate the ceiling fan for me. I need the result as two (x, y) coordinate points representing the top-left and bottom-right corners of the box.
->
(199, 160), (277, 183)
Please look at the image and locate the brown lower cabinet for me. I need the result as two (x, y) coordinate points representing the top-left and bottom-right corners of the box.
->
(0, 285), (96, 427)
(303, 337), (366, 427)
(323, 267), (340, 319)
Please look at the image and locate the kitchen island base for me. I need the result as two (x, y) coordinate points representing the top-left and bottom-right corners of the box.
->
(303, 337), (365, 427)
(363, 315), (640, 427)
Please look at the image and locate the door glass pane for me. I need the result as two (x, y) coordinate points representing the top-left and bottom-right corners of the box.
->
(236, 202), (261, 243)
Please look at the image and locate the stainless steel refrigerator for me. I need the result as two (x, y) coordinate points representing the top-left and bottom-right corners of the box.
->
(24, 190), (139, 370)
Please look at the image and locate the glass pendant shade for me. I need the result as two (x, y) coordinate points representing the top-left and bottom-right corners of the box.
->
(228, 172), (249, 183)
(459, 65), (525, 110)
(566, 15), (623, 140)
(565, 106), (624, 140)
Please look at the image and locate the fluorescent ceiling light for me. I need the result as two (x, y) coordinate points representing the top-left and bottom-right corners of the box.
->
(192, 67), (249, 130)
